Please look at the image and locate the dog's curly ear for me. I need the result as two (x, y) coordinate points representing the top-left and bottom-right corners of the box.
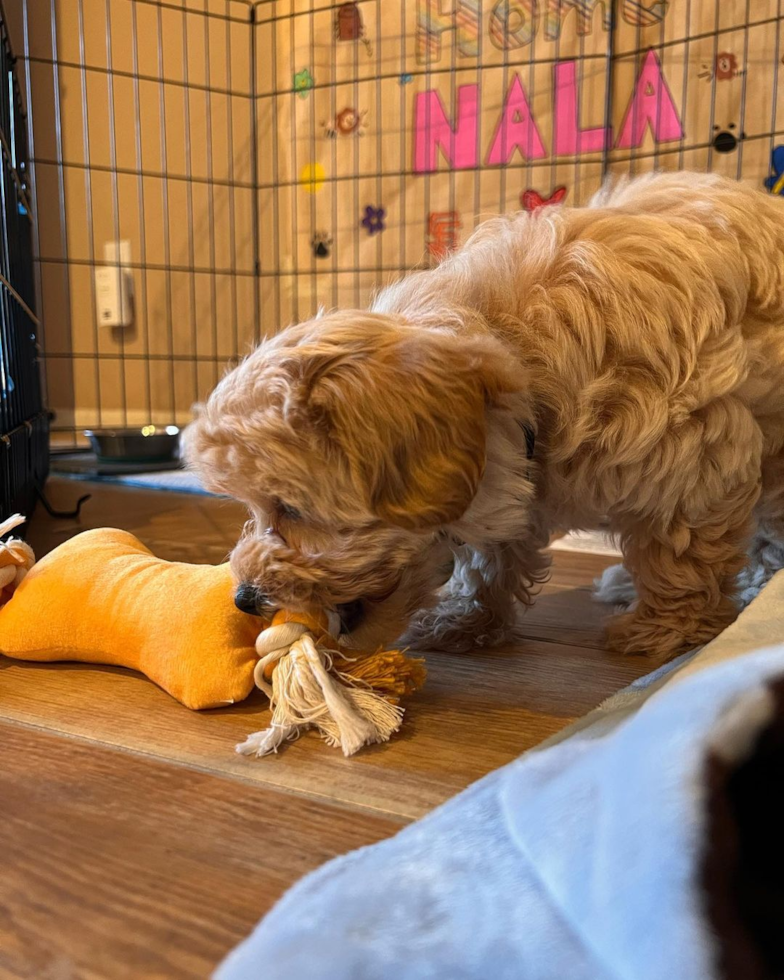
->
(302, 324), (523, 529)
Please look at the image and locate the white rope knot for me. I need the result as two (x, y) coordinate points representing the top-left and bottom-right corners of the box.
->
(252, 620), (310, 697)
(237, 616), (405, 759)
(0, 515), (35, 601)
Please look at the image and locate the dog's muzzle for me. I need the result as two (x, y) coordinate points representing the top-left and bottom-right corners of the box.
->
(235, 585), (365, 633)
(234, 583), (269, 616)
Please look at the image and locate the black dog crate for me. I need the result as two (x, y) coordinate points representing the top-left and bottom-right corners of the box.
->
(0, 7), (47, 525)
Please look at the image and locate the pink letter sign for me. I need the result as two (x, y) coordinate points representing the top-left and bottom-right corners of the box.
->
(617, 48), (683, 148)
(486, 74), (545, 165)
(553, 60), (611, 154)
(414, 84), (479, 172)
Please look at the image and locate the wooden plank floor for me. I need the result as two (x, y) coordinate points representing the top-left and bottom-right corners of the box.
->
(1, 478), (657, 977)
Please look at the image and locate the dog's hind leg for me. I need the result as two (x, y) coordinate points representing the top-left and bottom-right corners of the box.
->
(736, 449), (784, 605)
(606, 398), (763, 662)
(607, 482), (759, 662)
(597, 532), (784, 614)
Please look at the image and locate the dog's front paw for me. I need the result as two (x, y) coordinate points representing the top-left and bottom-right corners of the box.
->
(401, 600), (514, 653)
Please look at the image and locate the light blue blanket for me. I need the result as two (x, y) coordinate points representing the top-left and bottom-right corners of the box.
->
(217, 575), (784, 980)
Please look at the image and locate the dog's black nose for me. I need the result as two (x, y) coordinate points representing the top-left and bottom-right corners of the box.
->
(234, 583), (267, 615)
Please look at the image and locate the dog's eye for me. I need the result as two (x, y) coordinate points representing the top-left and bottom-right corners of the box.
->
(276, 500), (302, 522)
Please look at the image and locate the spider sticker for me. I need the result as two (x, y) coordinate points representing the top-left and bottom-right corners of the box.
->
(698, 52), (744, 82)
(716, 52), (739, 80)
(336, 107), (367, 135)
(323, 107), (367, 138)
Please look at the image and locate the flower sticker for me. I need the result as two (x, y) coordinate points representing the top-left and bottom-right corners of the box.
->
(293, 68), (314, 99)
(361, 205), (386, 235)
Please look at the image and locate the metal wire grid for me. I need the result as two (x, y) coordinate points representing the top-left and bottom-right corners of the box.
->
(0, 0), (47, 521)
(19, 0), (256, 444)
(13, 0), (784, 443)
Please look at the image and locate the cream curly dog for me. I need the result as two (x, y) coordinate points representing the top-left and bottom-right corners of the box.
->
(185, 172), (784, 663)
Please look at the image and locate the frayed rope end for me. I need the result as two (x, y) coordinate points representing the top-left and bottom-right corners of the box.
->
(240, 621), (425, 758)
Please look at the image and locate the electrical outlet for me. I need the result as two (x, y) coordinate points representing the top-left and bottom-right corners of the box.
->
(104, 240), (132, 266)
(95, 240), (134, 328)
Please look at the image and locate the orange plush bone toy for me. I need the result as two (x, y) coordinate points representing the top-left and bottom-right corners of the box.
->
(0, 515), (425, 756)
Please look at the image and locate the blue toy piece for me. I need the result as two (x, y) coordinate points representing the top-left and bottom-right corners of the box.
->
(764, 145), (784, 195)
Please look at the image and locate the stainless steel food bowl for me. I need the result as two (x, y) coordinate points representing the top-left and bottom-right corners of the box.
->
(84, 425), (181, 463)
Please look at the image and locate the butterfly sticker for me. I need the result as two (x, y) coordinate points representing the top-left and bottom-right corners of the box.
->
(521, 186), (568, 211)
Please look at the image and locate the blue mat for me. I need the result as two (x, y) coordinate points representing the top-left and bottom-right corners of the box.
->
(50, 453), (215, 495)
(108, 470), (211, 494)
